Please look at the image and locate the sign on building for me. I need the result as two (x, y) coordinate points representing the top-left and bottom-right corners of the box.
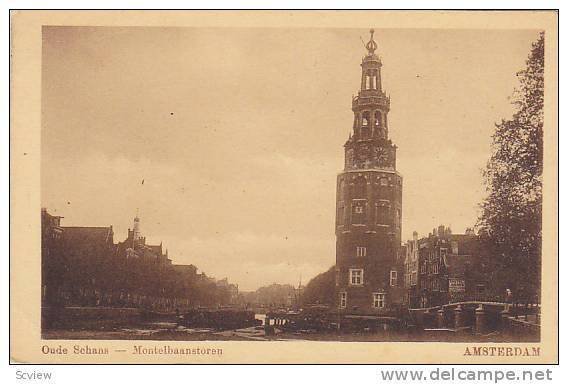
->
(449, 278), (465, 293)
(448, 278), (466, 303)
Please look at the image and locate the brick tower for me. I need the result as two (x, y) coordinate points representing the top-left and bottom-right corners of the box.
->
(335, 30), (404, 315)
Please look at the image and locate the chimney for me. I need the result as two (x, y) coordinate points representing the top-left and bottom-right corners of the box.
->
(413, 231), (418, 241)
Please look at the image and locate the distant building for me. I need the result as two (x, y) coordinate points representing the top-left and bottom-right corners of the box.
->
(216, 277), (239, 305)
(41, 208), (240, 311)
(404, 225), (490, 308)
(334, 30), (405, 315)
(117, 215), (172, 266)
(41, 208), (64, 306)
(403, 231), (420, 308)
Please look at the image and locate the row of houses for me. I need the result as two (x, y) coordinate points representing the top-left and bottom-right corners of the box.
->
(41, 208), (239, 311)
(402, 225), (497, 309)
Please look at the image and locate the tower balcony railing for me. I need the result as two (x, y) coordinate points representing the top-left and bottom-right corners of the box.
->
(352, 94), (390, 110)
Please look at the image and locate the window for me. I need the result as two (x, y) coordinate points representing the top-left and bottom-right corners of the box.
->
(373, 293), (386, 309)
(337, 179), (345, 201)
(433, 279), (440, 291)
(339, 292), (347, 308)
(352, 200), (366, 225)
(432, 263), (439, 275)
(356, 246), (367, 257)
(390, 270), (398, 286)
(337, 201), (345, 225)
(411, 271), (418, 286)
(374, 111), (381, 127)
(349, 269), (364, 285)
(379, 177), (388, 186)
(376, 203), (389, 225)
(362, 111), (370, 126)
(451, 241), (459, 254)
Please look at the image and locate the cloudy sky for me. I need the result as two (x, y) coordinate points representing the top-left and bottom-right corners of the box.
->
(42, 27), (540, 290)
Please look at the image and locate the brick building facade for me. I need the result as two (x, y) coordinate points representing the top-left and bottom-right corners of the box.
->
(403, 225), (491, 308)
(334, 30), (405, 315)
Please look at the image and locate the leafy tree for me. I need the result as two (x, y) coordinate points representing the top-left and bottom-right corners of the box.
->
(477, 32), (544, 301)
(301, 266), (335, 305)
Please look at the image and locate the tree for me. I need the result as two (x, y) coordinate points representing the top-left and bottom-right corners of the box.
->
(477, 33), (544, 301)
(301, 266), (336, 305)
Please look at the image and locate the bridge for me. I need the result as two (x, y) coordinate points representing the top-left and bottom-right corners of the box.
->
(264, 301), (540, 340)
(409, 301), (540, 338)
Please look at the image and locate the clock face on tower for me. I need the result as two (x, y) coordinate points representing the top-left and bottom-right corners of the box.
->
(374, 146), (389, 166)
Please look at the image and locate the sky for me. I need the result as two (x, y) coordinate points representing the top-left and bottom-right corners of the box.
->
(41, 27), (540, 291)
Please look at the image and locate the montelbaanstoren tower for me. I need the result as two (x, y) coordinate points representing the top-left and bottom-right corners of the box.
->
(335, 30), (404, 315)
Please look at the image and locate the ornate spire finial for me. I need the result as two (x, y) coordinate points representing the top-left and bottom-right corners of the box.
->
(365, 28), (378, 55)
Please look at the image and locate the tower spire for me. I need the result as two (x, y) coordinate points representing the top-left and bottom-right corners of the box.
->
(365, 29), (378, 55)
(133, 210), (141, 241)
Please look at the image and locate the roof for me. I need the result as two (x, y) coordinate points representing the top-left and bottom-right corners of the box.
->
(147, 244), (163, 255)
(173, 264), (197, 272)
(60, 226), (115, 259)
(62, 226), (113, 245)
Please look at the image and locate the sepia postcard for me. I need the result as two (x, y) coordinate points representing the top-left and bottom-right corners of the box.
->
(9, 10), (558, 364)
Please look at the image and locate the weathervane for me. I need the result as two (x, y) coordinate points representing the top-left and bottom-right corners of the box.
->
(366, 28), (378, 55)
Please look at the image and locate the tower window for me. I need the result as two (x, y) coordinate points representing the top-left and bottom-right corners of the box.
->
(365, 75), (371, 90)
(356, 246), (367, 257)
(339, 292), (347, 308)
(376, 203), (390, 225)
(374, 111), (380, 127)
(349, 269), (364, 285)
(362, 112), (370, 127)
(373, 293), (386, 308)
(337, 201), (345, 225)
(352, 200), (366, 225)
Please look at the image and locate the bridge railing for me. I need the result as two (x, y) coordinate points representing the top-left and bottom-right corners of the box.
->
(408, 301), (540, 338)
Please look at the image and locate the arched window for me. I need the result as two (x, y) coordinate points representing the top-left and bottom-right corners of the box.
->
(374, 111), (381, 127)
(361, 112), (370, 138)
(371, 76), (377, 90)
(365, 75), (371, 90)
(362, 112), (370, 127)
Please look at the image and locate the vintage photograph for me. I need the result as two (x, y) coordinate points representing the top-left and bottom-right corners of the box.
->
(39, 25), (546, 343)
(9, 10), (558, 364)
